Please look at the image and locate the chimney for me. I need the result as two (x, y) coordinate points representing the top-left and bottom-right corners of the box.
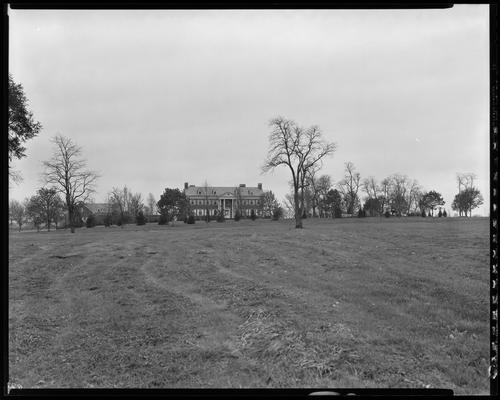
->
(239, 184), (246, 187)
(257, 183), (262, 190)
(184, 182), (188, 190)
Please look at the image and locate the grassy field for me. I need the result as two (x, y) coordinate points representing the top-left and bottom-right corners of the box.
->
(8, 217), (490, 393)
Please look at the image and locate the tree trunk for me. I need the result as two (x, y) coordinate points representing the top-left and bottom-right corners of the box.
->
(294, 189), (302, 229)
(68, 207), (75, 233)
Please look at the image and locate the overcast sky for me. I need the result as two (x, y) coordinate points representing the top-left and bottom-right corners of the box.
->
(8, 6), (490, 215)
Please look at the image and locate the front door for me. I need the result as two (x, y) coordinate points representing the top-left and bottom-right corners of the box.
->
(224, 199), (233, 218)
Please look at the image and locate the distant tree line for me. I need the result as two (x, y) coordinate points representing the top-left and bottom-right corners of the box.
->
(9, 99), (485, 232)
(280, 161), (483, 220)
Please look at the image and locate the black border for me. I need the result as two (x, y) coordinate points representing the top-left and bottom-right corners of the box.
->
(3, 1), (497, 398)
(7, 1), (455, 10)
(489, 2), (499, 397)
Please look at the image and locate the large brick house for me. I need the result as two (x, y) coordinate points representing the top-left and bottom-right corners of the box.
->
(184, 182), (264, 219)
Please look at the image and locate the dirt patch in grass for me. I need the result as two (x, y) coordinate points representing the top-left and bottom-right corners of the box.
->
(8, 218), (489, 393)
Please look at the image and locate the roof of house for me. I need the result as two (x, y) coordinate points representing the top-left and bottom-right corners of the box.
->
(83, 203), (111, 214)
(185, 186), (264, 197)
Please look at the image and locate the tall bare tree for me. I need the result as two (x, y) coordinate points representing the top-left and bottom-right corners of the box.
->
(262, 117), (336, 228)
(128, 192), (143, 220)
(42, 135), (99, 233)
(362, 176), (379, 200)
(337, 162), (361, 215)
(457, 172), (476, 193)
(388, 174), (410, 216)
(110, 186), (127, 226)
(405, 179), (422, 215)
(379, 177), (392, 214)
(455, 172), (478, 216)
(147, 193), (156, 219)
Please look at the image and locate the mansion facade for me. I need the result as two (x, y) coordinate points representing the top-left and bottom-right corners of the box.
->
(184, 182), (264, 219)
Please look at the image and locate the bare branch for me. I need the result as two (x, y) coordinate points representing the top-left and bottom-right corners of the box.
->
(42, 135), (100, 233)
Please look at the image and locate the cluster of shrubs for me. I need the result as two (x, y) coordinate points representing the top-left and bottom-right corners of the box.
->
(136, 211), (146, 225)
(86, 214), (96, 228)
(420, 209), (447, 217)
(89, 208), (285, 229)
(180, 209), (267, 223)
(272, 206), (283, 221)
(217, 211), (226, 222)
(376, 209), (449, 218)
(87, 212), (147, 228)
(158, 213), (169, 225)
(357, 209), (367, 218)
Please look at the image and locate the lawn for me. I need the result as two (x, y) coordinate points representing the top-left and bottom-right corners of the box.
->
(8, 217), (490, 393)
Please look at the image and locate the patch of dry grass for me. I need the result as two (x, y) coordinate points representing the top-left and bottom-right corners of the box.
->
(8, 217), (489, 393)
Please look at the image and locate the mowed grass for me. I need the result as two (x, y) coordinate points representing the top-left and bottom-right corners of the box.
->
(9, 217), (489, 393)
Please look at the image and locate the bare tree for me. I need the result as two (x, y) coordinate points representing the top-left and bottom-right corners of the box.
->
(262, 117), (336, 228)
(110, 186), (127, 227)
(316, 175), (332, 218)
(262, 190), (279, 218)
(9, 199), (26, 231)
(283, 193), (295, 219)
(128, 192), (143, 220)
(36, 187), (61, 231)
(42, 135), (99, 233)
(49, 196), (66, 229)
(305, 165), (322, 217)
(147, 193), (156, 220)
(337, 162), (361, 215)
(379, 177), (392, 214)
(457, 172), (476, 193)
(405, 179), (422, 215)
(362, 176), (379, 200)
(25, 195), (44, 232)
